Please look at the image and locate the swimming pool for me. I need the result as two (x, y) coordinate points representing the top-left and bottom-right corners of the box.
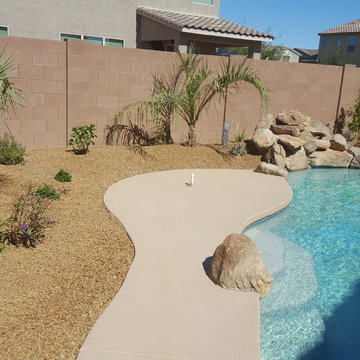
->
(244, 168), (360, 360)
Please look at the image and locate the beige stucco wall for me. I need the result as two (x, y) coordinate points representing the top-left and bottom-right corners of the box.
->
(318, 34), (360, 66)
(0, 0), (220, 48)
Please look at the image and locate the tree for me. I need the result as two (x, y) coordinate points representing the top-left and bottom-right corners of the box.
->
(221, 43), (285, 61)
(106, 47), (270, 147)
(175, 50), (269, 146)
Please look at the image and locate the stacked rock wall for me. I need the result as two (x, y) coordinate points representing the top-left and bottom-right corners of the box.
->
(253, 110), (360, 179)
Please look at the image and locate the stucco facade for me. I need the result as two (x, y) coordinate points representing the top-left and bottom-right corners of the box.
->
(318, 34), (360, 66)
(0, 0), (219, 48)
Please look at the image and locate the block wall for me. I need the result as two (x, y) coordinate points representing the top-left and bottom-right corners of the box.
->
(1, 36), (360, 149)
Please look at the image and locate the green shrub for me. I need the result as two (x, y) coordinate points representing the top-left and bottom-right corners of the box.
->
(1, 186), (52, 248)
(35, 184), (60, 200)
(69, 124), (97, 154)
(348, 90), (360, 141)
(55, 169), (72, 182)
(0, 134), (25, 165)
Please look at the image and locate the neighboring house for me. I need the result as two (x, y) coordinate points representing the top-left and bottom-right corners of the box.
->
(294, 48), (319, 63)
(318, 19), (360, 66)
(0, 0), (273, 57)
(282, 48), (301, 62)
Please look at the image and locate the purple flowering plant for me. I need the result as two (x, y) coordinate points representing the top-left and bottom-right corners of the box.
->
(1, 185), (53, 248)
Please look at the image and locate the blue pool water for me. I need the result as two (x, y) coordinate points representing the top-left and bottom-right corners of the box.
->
(244, 168), (360, 360)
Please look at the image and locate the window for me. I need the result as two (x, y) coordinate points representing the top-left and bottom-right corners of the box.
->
(105, 38), (124, 47)
(60, 33), (81, 41)
(283, 55), (290, 62)
(192, 0), (214, 5)
(347, 36), (356, 52)
(60, 33), (124, 47)
(322, 38), (328, 47)
(0, 26), (8, 36)
(336, 37), (342, 47)
(84, 35), (103, 46)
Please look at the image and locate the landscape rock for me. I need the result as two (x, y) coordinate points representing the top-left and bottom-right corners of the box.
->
(270, 124), (302, 136)
(252, 129), (276, 154)
(315, 138), (331, 151)
(255, 113), (274, 131)
(285, 146), (309, 171)
(276, 110), (311, 127)
(308, 120), (331, 140)
(254, 162), (288, 180)
(277, 134), (306, 152)
(262, 142), (286, 168)
(347, 146), (360, 161)
(209, 233), (273, 299)
(308, 149), (353, 168)
(299, 130), (317, 155)
(349, 156), (360, 169)
(330, 134), (347, 152)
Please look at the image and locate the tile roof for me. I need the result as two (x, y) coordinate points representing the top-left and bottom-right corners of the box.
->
(137, 6), (273, 40)
(319, 19), (360, 35)
(294, 48), (318, 56)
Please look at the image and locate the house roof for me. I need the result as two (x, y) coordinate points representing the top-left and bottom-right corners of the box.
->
(137, 6), (273, 41)
(294, 48), (318, 56)
(319, 19), (360, 35)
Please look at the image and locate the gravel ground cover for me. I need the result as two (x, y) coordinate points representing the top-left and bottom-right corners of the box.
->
(0, 144), (260, 360)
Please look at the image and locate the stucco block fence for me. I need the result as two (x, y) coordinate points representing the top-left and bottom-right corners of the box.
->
(1, 36), (360, 149)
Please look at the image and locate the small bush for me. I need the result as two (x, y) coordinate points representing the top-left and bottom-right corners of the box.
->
(35, 184), (60, 200)
(348, 90), (360, 141)
(1, 186), (52, 248)
(229, 143), (248, 156)
(69, 124), (97, 154)
(0, 134), (26, 165)
(55, 169), (72, 183)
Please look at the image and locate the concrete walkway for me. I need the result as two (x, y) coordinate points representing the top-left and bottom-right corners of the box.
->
(77, 169), (292, 360)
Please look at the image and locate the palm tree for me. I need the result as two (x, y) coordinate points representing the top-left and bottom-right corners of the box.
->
(106, 47), (270, 147)
(0, 48), (22, 127)
(175, 50), (270, 146)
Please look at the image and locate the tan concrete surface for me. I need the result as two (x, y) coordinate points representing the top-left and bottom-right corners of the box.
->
(77, 169), (292, 360)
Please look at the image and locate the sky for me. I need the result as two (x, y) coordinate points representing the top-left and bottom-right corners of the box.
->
(220, 0), (360, 50)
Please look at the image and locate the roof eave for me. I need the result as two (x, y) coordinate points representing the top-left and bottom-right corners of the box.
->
(182, 27), (273, 42)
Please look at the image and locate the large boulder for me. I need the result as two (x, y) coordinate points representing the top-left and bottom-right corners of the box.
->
(285, 146), (309, 171)
(252, 129), (276, 154)
(315, 138), (331, 151)
(270, 124), (303, 136)
(308, 149), (353, 168)
(254, 162), (288, 180)
(276, 110), (311, 127)
(255, 113), (274, 131)
(330, 134), (347, 152)
(262, 142), (286, 168)
(209, 233), (273, 299)
(277, 134), (306, 152)
(299, 130), (317, 155)
(307, 120), (332, 140)
(348, 146), (360, 169)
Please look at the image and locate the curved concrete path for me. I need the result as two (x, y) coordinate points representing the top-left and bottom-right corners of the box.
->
(77, 169), (292, 360)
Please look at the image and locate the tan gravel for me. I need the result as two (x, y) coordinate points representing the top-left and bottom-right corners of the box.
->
(0, 144), (260, 360)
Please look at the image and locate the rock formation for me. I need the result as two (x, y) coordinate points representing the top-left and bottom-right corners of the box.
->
(209, 233), (273, 299)
(251, 110), (360, 175)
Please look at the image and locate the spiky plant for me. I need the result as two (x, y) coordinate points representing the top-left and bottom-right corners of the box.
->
(0, 48), (22, 126)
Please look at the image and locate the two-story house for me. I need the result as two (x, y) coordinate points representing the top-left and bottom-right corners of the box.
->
(318, 19), (360, 66)
(0, 0), (273, 57)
